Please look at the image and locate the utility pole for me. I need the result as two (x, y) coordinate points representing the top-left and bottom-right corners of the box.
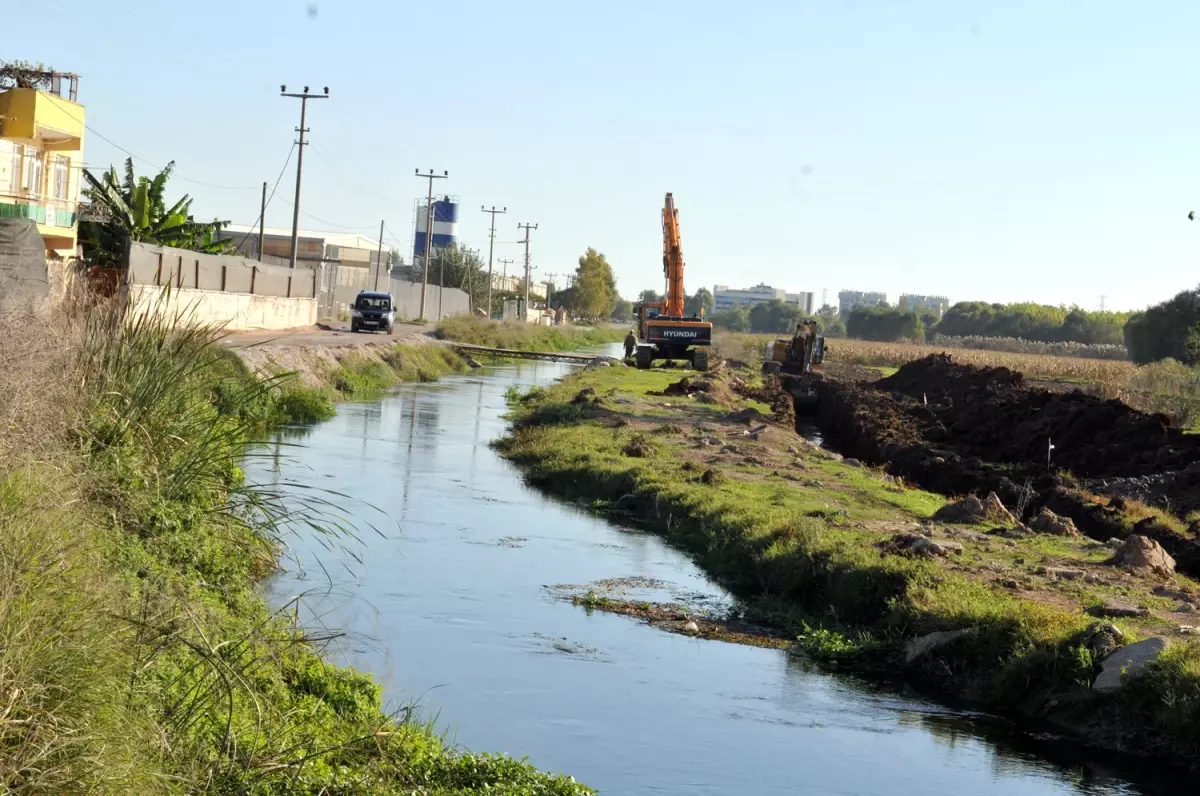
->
(1099, 294), (1108, 312)
(257, 181), (266, 261)
(518, 222), (538, 320)
(280, 85), (329, 269)
(481, 205), (507, 318)
(374, 219), (385, 291)
(414, 169), (448, 321)
(544, 272), (560, 306)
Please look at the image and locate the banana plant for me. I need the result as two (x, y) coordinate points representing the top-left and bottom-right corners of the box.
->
(79, 158), (237, 267)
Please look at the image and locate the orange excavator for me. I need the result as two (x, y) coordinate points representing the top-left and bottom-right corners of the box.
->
(632, 193), (713, 370)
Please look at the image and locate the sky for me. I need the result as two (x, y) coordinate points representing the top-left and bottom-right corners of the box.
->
(11, 0), (1200, 311)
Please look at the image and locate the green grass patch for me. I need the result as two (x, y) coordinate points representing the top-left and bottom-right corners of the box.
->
(436, 315), (625, 352)
(497, 364), (1200, 765)
(0, 304), (589, 793)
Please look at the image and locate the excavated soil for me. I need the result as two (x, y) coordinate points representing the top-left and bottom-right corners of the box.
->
(816, 355), (1200, 575)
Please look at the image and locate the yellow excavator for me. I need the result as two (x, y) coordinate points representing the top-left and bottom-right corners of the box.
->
(632, 193), (713, 371)
(763, 319), (826, 411)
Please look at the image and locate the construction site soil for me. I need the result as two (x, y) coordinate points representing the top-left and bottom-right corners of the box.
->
(814, 355), (1200, 577)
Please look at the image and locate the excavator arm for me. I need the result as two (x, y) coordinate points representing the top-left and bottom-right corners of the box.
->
(661, 193), (687, 318)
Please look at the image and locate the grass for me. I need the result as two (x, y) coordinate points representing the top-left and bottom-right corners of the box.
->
(0, 301), (589, 793)
(497, 363), (1200, 765)
(435, 315), (625, 352)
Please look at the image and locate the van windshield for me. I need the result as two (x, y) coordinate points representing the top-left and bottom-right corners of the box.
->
(357, 296), (390, 310)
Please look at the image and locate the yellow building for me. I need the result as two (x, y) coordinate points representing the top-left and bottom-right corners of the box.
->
(0, 73), (84, 258)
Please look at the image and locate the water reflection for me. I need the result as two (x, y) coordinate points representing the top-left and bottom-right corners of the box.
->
(253, 350), (1178, 796)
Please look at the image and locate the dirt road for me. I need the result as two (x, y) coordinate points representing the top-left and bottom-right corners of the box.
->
(222, 322), (437, 350)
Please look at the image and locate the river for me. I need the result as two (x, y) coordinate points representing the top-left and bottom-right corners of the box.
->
(256, 348), (1177, 796)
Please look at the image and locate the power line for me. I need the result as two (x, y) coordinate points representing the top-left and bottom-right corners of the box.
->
(518, 222), (539, 313)
(40, 91), (260, 190)
(236, 143), (296, 252)
(481, 205), (507, 320)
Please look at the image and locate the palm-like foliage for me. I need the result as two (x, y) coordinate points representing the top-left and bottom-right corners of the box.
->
(79, 158), (237, 267)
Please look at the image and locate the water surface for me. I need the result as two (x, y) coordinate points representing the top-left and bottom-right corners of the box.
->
(258, 351), (1176, 795)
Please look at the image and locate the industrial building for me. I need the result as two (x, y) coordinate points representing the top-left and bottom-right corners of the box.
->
(714, 283), (814, 314)
(899, 294), (951, 317)
(838, 290), (888, 316)
(218, 225), (387, 271)
(0, 70), (84, 258)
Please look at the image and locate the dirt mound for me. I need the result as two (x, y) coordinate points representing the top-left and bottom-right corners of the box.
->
(816, 354), (1200, 577)
(872, 355), (1200, 480)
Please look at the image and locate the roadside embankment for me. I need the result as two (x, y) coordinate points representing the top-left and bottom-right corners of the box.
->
(435, 315), (625, 352)
(230, 332), (468, 424)
(496, 361), (1200, 768)
(0, 306), (589, 794)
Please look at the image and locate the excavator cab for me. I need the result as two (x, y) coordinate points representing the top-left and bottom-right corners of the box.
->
(763, 319), (826, 412)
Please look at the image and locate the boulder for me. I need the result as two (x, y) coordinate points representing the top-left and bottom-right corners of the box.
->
(1087, 599), (1150, 619)
(932, 496), (987, 524)
(1111, 535), (1176, 578)
(843, 458), (864, 468)
(983, 492), (1018, 524)
(904, 628), (973, 666)
(1093, 638), (1167, 692)
(1028, 508), (1079, 537)
(1081, 622), (1124, 661)
(884, 533), (963, 558)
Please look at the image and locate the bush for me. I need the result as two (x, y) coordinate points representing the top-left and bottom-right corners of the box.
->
(1125, 287), (1200, 364)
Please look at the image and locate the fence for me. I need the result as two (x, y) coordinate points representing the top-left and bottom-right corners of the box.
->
(125, 243), (318, 331)
(127, 243), (318, 299)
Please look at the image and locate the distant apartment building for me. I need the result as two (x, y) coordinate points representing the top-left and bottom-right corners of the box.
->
(714, 283), (814, 314)
(0, 71), (84, 258)
(899, 294), (950, 317)
(838, 290), (888, 316)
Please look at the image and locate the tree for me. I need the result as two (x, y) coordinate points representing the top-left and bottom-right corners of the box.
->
(79, 159), (236, 268)
(846, 306), (924, 342)
(710, 307), (749, 331)
(0, 60), (54, 90)
(574, 248), (618, 319)
(685, 287), (714, 318)
(612, 298), (634, 322)
(1125, 287), (1200, 364)
(393, 245), (490, 313)
(638, 289), (663, 304)
(748, 299), (802, 334)
(816, 304), (846, 338)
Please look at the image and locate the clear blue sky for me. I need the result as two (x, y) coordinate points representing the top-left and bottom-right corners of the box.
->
(12, 0), (1200, 311)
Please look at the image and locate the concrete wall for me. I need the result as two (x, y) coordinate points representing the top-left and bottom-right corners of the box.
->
(127, 243), (318, 299)
(319, 262), (469, 321)
(128, 284), (317, 331)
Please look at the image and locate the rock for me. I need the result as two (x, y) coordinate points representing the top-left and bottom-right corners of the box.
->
(695, 393), (718, 404)
(1000, 526), (1036, 539)
(1028, 508), (1079, 537)
(1087, 599), (1150, 619)
(1111, 535), (1176, 578)
(843, 458), (863, 468)
(1093, 638), (1168, 692)
(983, 492), (1018, 524)
(1043, 567), (1086, 581)
(698, 436), (722, 446)
(884, 533), (963, 558)
(571, 387), (597, 404)
(1106, 537), (1126, 550)
(1081, 622), (1125, 660)
(932, 496), (987, 524)
(904, 628), (973, 666)
(726, 408), (764, 424)
(623, 437), (653, 458)
(465, 356), (482, 369)
(1179, 625), (1200, 636)
(1178, 602), (1198, 614)
(719, 444), (739, 453)
(699, 469), (723, 486)
(683, 620), (700, 634)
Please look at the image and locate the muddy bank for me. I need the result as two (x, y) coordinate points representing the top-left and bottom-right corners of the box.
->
(815, 355), (1200, 576)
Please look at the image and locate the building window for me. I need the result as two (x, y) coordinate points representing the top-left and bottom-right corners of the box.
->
(8, 145), (21, 195)
(52, 156), (69, 200)
(22, 148), (44, 195)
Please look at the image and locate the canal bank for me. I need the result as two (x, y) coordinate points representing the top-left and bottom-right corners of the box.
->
(259, 348), (1183, 795)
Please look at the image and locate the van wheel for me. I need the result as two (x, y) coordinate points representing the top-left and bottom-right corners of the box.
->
(350, 322), (359, 333)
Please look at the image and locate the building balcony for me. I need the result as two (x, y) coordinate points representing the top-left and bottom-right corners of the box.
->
(0, 88), (85, 152)
(0, 193), (78, 251)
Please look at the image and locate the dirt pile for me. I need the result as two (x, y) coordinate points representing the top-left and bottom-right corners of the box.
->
(817, 355), (1200, 574)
